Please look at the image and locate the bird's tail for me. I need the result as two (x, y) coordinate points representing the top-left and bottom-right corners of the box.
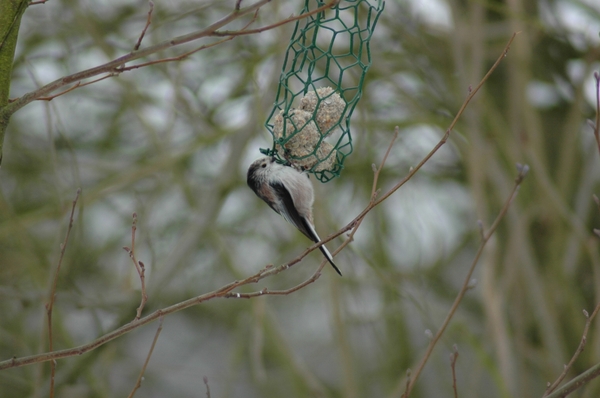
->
(318, 243), (342, 276)
(302, 218), (342, 276)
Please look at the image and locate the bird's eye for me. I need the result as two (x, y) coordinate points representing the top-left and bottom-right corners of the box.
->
(261, 163), (267, 168)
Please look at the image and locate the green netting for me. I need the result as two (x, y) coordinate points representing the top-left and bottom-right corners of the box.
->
(262, 0), (384, 183)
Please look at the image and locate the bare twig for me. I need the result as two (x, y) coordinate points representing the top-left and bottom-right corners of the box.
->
(591, 72), (600, 156)
(123, 213), (148, 320)
(543, 304), (600, 396)
(400, 163), (529, 398)
(45, 188), (81, 398)
(116, 9), (260, 73)
(403, 369), (412, 398)
(33, 74), (116, 102)
(347, 127), (398, 243)
(545, 102), (600, 396)
(3, 0), (339, 114)
(127, 316), (164, 398)
(212, 0), (339, 37)
(545, 360), (600, 398)
(134, 1), (154, 51)
(543, 77), (600, 395)
(204, 376), (211, 398)
(450, 345), (459, 398)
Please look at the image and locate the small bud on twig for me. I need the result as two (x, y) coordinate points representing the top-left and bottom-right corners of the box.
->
(477, 220), (484, 239)
(515, 163), (530, 182)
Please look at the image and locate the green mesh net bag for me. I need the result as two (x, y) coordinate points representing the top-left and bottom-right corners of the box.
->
(262, 0), (384, 183)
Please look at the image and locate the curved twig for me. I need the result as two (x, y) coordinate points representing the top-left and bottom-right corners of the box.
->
(400, 164), (529, 398)
(46, 188), (81, 398)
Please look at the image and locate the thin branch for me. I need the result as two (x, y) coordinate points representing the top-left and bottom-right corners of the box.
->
(117, 40), (228, 73)
(127, 316), (164, 398)
(33, 74), (116, 102)
(212, 0), (339, 37)
(403, 369), (412, 398)
(116, 9), (260, 73)
(401, 163), (529, 398)
(542, 80), (600, 395)
(2, 0), (340, 117)
(544, 109), (600, 396)
(3, 0), (270, 113)
(45, 188), (81, 398)
(134, 1), (154, 51)
(203, 376), (211, 398)
(346, 127), (398, 243)
(372, 127), (399, 202)
(591, 72), (600, 156)
(545, 361), (600, 398)
(543, 303), (600, 396)
(451, 345), (459, 398)
(123, 213), (148, 320)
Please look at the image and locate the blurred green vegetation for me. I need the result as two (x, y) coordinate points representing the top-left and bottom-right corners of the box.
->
(1, 0), (600, 397)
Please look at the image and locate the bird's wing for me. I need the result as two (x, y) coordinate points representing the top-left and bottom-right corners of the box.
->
(270, 181), (315, 241)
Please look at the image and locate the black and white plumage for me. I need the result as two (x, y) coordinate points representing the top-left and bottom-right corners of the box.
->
(247, 156), (342, 276)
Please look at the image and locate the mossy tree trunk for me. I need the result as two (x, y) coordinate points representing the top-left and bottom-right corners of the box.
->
(0, 0), (27, 163)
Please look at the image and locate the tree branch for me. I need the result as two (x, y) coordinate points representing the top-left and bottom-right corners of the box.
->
(0, 0), (340, 162)
(3, 0), (340, 116)
(545, 360), (600, 398)
(450, 345), (459, 398)
(134, 1), (154, 52)
(127, 316), (164, 398)
(543, 304), (600, 396)
(123, 213), (148, 320)
(2, 0), (272, 117)
(400, 163), (529, 398)
(45, 188), (81, 398)
(590, 72), (600, 156)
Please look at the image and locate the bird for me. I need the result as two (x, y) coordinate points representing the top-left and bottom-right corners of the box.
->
(247, 156), (342, 276)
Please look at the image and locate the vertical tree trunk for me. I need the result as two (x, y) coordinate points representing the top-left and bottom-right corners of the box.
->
(0, 0), (27, 162)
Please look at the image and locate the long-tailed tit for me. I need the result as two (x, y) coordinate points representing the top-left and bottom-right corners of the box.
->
(247, 156), (342, 276)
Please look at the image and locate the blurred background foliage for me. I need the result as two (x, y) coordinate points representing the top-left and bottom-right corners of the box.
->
(1, 0), (600, 397)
